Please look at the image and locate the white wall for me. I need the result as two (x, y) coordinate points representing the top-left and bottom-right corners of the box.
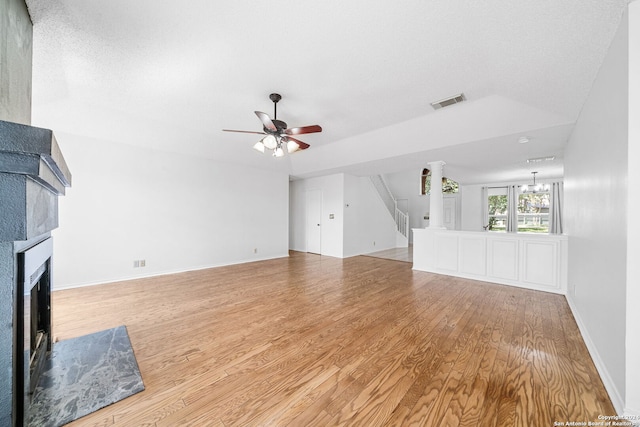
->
(384, 169), (430, 241)
(52, 132), (290, 289)
(289, 174), (345, 258)
(288, 179), (306, 252)
(563, 9), (628, 412)
(460, 184), (484, 231)
(626, 0), (640, 416)
(289, 173), (396, 258)
(343, 174), (396, 257)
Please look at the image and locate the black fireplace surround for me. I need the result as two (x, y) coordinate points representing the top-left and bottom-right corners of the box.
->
(0, 120), (71, 426)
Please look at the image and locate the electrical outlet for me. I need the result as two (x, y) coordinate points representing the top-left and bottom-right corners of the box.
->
(140, 259), (146, 267)
(133, 260), (140, 268)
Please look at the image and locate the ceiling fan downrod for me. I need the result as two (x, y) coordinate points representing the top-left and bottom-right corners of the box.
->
(269, 93), (281, 120)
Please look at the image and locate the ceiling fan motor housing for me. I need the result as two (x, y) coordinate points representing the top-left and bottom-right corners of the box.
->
(267, 119), (288, 133)
(269, 93), (282, 103)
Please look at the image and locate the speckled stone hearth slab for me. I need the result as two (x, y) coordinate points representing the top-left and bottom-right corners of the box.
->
(28, 325), (144, 427)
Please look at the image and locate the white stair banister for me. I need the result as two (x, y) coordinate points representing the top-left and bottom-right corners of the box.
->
(395, 208), (409, 237)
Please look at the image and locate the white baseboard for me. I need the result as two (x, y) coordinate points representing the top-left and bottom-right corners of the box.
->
(52, 253), (290, 291)
(565, 293), (625, 414)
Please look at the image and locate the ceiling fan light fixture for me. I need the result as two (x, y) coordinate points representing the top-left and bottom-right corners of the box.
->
(262, 134), (278, 150)
(286, 139), (300, 153)
(253, 141), (265, 153)
(223, 93), (321, 157)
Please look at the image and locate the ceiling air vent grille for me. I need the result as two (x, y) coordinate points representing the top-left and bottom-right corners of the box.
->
(431, 93), (466, 110)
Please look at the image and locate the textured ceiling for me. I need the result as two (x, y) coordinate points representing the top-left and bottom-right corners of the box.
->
(26, 0), (628, 184)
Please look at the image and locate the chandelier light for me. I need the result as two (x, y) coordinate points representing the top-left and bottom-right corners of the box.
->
(521, 171), (549, 193)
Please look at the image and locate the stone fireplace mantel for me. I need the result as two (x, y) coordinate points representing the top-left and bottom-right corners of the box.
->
(0, 120), (72, 242)
(1, 119), (72, 426)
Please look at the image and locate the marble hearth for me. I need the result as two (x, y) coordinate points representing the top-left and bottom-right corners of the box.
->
(0, 120), (71, 426)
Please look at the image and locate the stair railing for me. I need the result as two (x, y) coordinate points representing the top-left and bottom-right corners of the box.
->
(395, 207), (409, 238)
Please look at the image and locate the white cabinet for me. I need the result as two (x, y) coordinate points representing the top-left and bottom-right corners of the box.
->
(413, 228), (568, 294)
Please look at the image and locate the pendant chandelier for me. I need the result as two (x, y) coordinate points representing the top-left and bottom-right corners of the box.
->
(521, 171), (549, 193)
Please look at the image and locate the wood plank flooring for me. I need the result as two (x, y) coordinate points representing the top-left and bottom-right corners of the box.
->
(51, 251), (615, 426)
(363, 246), (413, 263)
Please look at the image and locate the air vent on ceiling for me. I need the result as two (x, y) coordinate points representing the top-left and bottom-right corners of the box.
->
(527, 156), (556, 163)
(431, 93), (466, 110)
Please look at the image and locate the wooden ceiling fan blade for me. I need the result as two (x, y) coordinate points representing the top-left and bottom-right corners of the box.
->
(285, 136), (310, 151)
(285, 125), (322, 135)
(255, 111), (278, 132)
(222, 129), (266, 135)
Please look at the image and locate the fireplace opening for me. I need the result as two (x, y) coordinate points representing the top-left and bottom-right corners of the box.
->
(27, 262), (51, 393)
(16, 238), (53, 423)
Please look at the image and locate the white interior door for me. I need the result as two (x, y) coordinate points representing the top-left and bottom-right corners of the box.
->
(443, 196), (457, 230)
(306, 189), (322, 254)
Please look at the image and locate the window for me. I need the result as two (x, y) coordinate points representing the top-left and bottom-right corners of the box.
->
(487, 187), (507, 232)
(518, 192), (549, 233)
(486, 187), (551, 233)
(421, 168), (429, 195)
(420, 168), (459, 195)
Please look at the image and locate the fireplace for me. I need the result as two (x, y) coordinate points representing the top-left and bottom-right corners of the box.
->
(16, 238), (53, 421)
(0, 120), (71, 426)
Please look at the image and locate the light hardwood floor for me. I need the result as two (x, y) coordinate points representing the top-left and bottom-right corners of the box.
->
(52, 251), (615, 426)
(364, 246), (413, 263)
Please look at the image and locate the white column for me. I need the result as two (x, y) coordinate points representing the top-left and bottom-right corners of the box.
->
(428, 160), (446, 229)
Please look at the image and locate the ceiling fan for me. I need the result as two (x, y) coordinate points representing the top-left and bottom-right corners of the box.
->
(223, 93), (322, 157)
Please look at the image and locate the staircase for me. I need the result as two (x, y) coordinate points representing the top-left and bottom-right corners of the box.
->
(370, 175), (409, 247)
